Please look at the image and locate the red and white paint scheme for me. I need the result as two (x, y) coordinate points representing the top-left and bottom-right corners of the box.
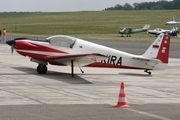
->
(6, 33), (170, 77)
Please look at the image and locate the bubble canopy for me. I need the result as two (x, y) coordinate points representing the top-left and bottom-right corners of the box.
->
(46, 35), (76, 48)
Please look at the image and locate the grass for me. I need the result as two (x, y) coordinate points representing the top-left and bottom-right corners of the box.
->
(0, 10), (180, 42)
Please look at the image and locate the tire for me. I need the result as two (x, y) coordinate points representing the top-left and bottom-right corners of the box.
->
(37, 64), (47, 74)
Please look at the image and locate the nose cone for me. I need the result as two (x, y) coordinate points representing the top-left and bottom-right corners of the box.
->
(6, 39), (15, 46)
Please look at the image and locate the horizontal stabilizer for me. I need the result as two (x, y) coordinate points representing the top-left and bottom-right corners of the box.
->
(132, 56), (162, 63)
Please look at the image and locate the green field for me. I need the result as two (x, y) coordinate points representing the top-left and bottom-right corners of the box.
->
(0, 10), (180, 41)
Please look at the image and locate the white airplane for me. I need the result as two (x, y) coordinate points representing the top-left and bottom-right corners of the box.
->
(147, 28), (170, 36)
(6, 33), (170, 77)
(166, 17), (180, 25)
(166, 21), (180, 25)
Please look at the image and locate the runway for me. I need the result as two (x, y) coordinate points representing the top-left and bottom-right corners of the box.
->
(0, 38), (180, 120)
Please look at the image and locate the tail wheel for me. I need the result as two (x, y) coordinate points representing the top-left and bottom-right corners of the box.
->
(144, 69), (151, 75)
(37, 64), (47, 74)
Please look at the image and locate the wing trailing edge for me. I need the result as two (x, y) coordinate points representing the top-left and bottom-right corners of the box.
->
(44, 53), (108, 66)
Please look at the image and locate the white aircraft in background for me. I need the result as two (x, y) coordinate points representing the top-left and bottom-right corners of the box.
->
(6, 33), (170, 77)
(165, 17), (180, 25)
(166, 21), (180, 25)
(147, 28), (170, 36)
(148, 27), (178, 37)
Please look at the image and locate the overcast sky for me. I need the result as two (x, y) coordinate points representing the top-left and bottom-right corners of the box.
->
(0, 0), (171, 12)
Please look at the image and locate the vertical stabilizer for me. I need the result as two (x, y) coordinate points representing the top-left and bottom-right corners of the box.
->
(143, 33), (170, 63)
(142, 24), (150, 30)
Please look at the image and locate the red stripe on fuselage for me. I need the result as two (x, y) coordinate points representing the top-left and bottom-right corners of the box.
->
(85, 62), (149, 70)
(15, 40), (67, 53)
(17, 51), (49, 61)
(15, 40), (68, 60)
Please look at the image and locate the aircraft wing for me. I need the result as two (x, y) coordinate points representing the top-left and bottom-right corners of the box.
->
(120, 27), (135, 29)
(45, 53), (108, 66)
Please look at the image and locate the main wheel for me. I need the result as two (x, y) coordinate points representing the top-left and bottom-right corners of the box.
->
(37, 64), (47, 74)
(148, 72), (151, 75)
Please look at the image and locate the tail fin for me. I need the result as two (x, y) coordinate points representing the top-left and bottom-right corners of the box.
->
(143, 33), (170, 63)
(142, 24), (150, 30)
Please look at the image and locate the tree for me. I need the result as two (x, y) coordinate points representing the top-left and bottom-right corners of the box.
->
(123, 3), (133, 10)
(104, 0), (180, 10)
(173, 0), (180, 9)
(105, 4), (123, 10)
(114, 4), (124, 10)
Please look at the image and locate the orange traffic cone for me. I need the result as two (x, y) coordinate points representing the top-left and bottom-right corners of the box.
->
(115, 82), (130, 108)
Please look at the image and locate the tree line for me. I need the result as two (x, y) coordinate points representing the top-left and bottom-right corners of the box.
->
(105, 0), (180, 10)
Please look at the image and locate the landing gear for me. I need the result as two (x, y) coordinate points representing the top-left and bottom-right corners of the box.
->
(37, 64), (47, 74)
(144, 69), (151, 75)
(126, 34), (131, 37)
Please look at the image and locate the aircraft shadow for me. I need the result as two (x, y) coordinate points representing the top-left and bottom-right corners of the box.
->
(66, 72), (151, 76)
(118, 73), (152, 77)
(11, 67), (92, 84)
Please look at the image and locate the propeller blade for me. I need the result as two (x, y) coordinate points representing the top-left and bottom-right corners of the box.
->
(6, 39), (15, 46)
(6, 39), (15, 55)
(11, 44), (14, 55)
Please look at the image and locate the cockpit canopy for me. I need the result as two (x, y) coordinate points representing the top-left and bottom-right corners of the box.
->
(46, 35), (76, 48)
(155, 28), (163, 31)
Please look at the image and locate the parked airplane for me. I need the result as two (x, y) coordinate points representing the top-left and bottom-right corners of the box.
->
(147, 28), (170, 36)
(165, 17), (180, 25)
(6, 33), (170, 77)
(148, 27), (178, 37)
(118, 24), (150, 37)
(166, 21), (180, 25)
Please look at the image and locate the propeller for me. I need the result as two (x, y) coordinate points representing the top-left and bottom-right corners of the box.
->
(11, 44), (14, 55)
(6, 39), (15, 55)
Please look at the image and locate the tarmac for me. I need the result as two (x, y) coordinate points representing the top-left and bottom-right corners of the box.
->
(0, 37), (180, 120)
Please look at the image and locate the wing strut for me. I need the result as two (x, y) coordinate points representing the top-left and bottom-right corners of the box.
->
(71, 60), (74, 78)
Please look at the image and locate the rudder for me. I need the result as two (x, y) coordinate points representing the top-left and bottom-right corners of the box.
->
(143, 33), (170, 63)
(142, 24), (150, 30)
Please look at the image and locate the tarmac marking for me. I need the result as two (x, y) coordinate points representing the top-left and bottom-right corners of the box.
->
(21, 82), (96, 100)
(0, 88), (46, 104)
(126, 108), (173, 120)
